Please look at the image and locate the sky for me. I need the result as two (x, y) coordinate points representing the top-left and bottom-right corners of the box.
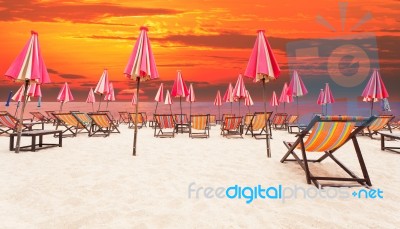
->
(0, 0), (399, 104)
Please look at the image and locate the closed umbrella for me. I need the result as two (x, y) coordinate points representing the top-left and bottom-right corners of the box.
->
(57, 82), (74, 111)
(244, 90), (254, 113)
(94, 69), (110, 111)
(154, 83), (164, 114)
(12, 84), (31, 117)
(316, 89), (324, 114)
(279, 82), (293, 113)
(323, 83), (335, 115)
(86, 88), (96, 112)
(288, 70), (308, 116)
(233, 74), (247, 116)
(131, 91), (137, 106)
(270, 91), (279, 113)
(361, 69), (389, 116)
(171, 70), (189, 118)
(124, 26), (159, 156)
(104, 82), (115, 110)
(214, 90), (222, 122)
(164, 90), (173, 114)
(186, 83), (196, 118)
(223, 83), (234, 114)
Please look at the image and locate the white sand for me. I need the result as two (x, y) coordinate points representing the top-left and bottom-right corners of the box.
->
(0, 124), (399, 228)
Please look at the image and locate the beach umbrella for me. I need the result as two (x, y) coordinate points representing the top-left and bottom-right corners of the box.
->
(186, 83), (196, 118)
(124, 26), (159, 156)
(270, 91), (279, 113)
(233, 74), (247, 116)
(323, 83), (335, 115)
(288, 70), (308, 116)
(12, 84), (30, 116)
(171, 70), (189, 118)
(154, 83), (164, 114)
(316, 89), (324, 114)
(94, 69), (110, 111)
(244, 29), (281, 158)
(164, 90), (173, 114)
(279, 82), (293, 113)
(5, 91), (13, 109)
(361, 69), (389, 116)
(104, 82), (115, 110)
(131, 91), (137, 106)
(381, 98), (391, 113)
(214, 90), (222, 122)
(27, 83), (42, 97)
(86, 88), (96, 112)
(223, 83), (234, 113)
(5, 31), (51, 153)
(244, 90), (254, 113)
(57, 82), (74, 111)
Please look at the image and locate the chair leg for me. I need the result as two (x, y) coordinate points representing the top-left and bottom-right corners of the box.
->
(352, 137), (372, 186)
(299, 138), (312, 184)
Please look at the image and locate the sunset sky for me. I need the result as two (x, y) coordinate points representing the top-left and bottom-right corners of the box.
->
(0, 0), (399, 103)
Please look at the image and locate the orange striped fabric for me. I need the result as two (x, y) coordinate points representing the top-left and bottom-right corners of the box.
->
(156, 115), (174, 129)
(209, 115), (216, 124)
(252, 113), (269, 130)
(174, 114), (188, 124)
(0, 114), (17, 129)
(273, 115), (286, 125)
(224, 117), (241, 130)
(300, 122), (355, 152)
(92, 115), (110, 128)
(368, 116), (392, 131)
(244, 114), (254, 126)
(130, 113), (143, 124)
(287, 115), (298, 124)
(192, 116), (207, 130)
(57, 114), (81, 127)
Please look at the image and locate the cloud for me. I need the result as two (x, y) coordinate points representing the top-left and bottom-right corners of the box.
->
(47, 68), (59, 74)
(0, 0), (182, 23)
(59, 74), (86, 79)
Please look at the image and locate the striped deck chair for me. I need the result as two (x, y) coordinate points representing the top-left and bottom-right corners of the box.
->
(140, 112), (148, 127)
(30, 111), (51, 123)
(364, 115), (394, 139)
(221, 116), (243, 138)
(281, 115), (377, 188)
(209, 115), (217, 126)
(53, 113), (90, 137)
(118, 112), (130, 124)
(272, 113), (288, 129)
(154, 114), (175, 138)
(245, 112), (273, 139)
(286, 114), (300, 133)
(174, 114), (189, 133)
(88, 113), (120, 137)
(190, 115), (210, 138)
(98, 111), (119, 126)
(45, 111), (57, 125)
(0, 113), (42, 135)
(73, 112), (92, 129)
(128, 113), (145, 129)
(244, 113), (254, 130)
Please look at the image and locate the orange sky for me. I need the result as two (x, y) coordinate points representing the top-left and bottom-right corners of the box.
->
(0, 0), (399, 101)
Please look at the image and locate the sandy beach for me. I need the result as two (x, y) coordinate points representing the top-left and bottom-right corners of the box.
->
(0, 123), (399, 228)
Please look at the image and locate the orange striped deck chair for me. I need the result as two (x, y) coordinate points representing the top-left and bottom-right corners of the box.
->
(189, 115), (210, 138)
(245, 112), (273, 139)
(221, 116), (243, 138)
(365, 115), (394, 139)
(174, 114), (189, 133)
(98, 110), (119, 126)
(118, 112), (129, 124)
(209, 115), (217, 126)
(73, 112), (92, 127)
(53, 113), (90, 137)
(88, 113), (120, 137)
(128, 113), (145, 129)
(140, 112), (148, 126)
(0, 112), (41, 134)
(281, 115), (378, 188)
(154, 114), (175, 138)
(244, 113), (254, 129)
(272, 113), (288, 129)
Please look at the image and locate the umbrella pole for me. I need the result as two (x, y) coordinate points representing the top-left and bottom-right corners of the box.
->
(14, 101), (20, 117)
(247, 106), (250, 114)
(230, 102), (232, 114)
(98, 94), (102, 112)
(14, 79), (29, 153)
(133, 79), (140, 156)
(284, 102), (286, 113)
(154, 102), (158, 114)
(296, 97), (299, 116)
(179, 97), (183, 133)
(262, 79), (271, 158)
(326, 103), (328, 115)
(238, 99), (241, 117)
(92, 103), (94, 112)
(370, 101), (373, 116)
(190, 102), (192, 119)
(321, 104), (324, 115)
(170, 104), (173, 115)
(218, 106), (220, 124)
(59, 102), (64, 112)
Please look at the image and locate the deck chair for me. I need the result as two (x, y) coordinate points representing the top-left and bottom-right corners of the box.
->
(128, 112), (145, 129)
(154, 114), (175, 138)
(272, 113), (288, 129)
(140, 112), (148, 127)
(97, 110), (119, 126)
(53, 113), (90, 137)
(30, 111), (51, 123)
(280, 115), (377, 188)
(245, 112), (273, 139)
(221, 116), (243, 138)
(45, 111), (57, 125)
(209, 115), (217, 126)
(0, 112), (42, 135)
(88, 113), (120, 137)
(286, 114), (300, 133)
(118, 112), (129, 124)
(190, 115), (210, 138)
(174, 114), (189, 133)
(73, 112), (92, 128)
(364, 115), (394, 139)
(244, 113), (254, 130)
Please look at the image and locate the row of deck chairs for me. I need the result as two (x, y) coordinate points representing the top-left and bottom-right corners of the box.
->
(152, 114), (212, 138)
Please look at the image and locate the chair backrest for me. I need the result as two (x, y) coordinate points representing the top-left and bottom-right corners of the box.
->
(174, 114), (189, 124)
(73, 112), (91, 126)
(30, 112), (47, 121)
(98, 111), (115, 121)
(54, 113), (83, 128)
(223, 117), (242, 131)
(251, 112), (273, 130)
(191, 115), (209, 130)
(209, 115), (216, 125)
(273, 113), (288, 125)
(244, 114), (254, 126)
(286, 115), (299, 124)
(89, 113), (112, 128)
(140, 112), (147, 122)
(155, 115), (175, 129)
(368, 115), (394, 132)
(45, 111), (57, 120)
(0, 113), (17, 129)
(129, 113), (144, 124)
(222, 114), (235, 121)
(300, 115), (377, 152)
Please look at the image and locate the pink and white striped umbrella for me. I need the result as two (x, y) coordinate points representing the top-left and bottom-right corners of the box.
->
(171, 70), (189, 119)
(244, 30), (281, 158)
(124, 26), (159, 156)
(244, 90), (254, 113)
(279, 82), (293, 113)
(94, 69), (109, 111)
(86, 88), (96, 112)
(223, 83), (234, 114)
(57, 82), (74, 111)
(164, 90), (173, 114)
(131, 91), (137, 105)
(186, 83), (195, 118)
(270, 91), (279, 112)
(361, 69), (389, 116)
(154, 83), (164, 114)
(5, 31), (51, 153)
(233, 74), (247, 116)
(289, 70), (308, 115)
(214, 90), (222, 121)
(12, 84), (29, 102)
(317, 89), (324, 114)
(323, 83), (335, 115)
(27, 83), (42, 98)
(104, 82), (115, 102)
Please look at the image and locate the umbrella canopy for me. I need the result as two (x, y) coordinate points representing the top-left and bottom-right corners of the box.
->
(361, 69), (389, 102)
(317, 89), (324, 114)
(131, 91), (137, 105)
(124, 26), (159, 156)
(244, 29), (281, 158)
(323, 83), (335, 115)
(86, 88), (96, 103)
(12, 84), (28, 102)
(279, 82), (293, 113)
(94, 69), (110, 95)
(214, 90), (222, 122)
(5, 31), (51, 153)
(186, 83), (195, 103)
(171, 70), (189, 97)
(289, 70), (308, 115)
(233, 74), (247, 116)
(223, 83), (234, 103)
(104, 82), (115, 102)
(270, 91), (279, 112)
(57, 82), (74, 103)
(154, 83), (164, 102)
(164, 90), (173, 105)
(27, 83), (42, 97)
(244, 90), (254, 113)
